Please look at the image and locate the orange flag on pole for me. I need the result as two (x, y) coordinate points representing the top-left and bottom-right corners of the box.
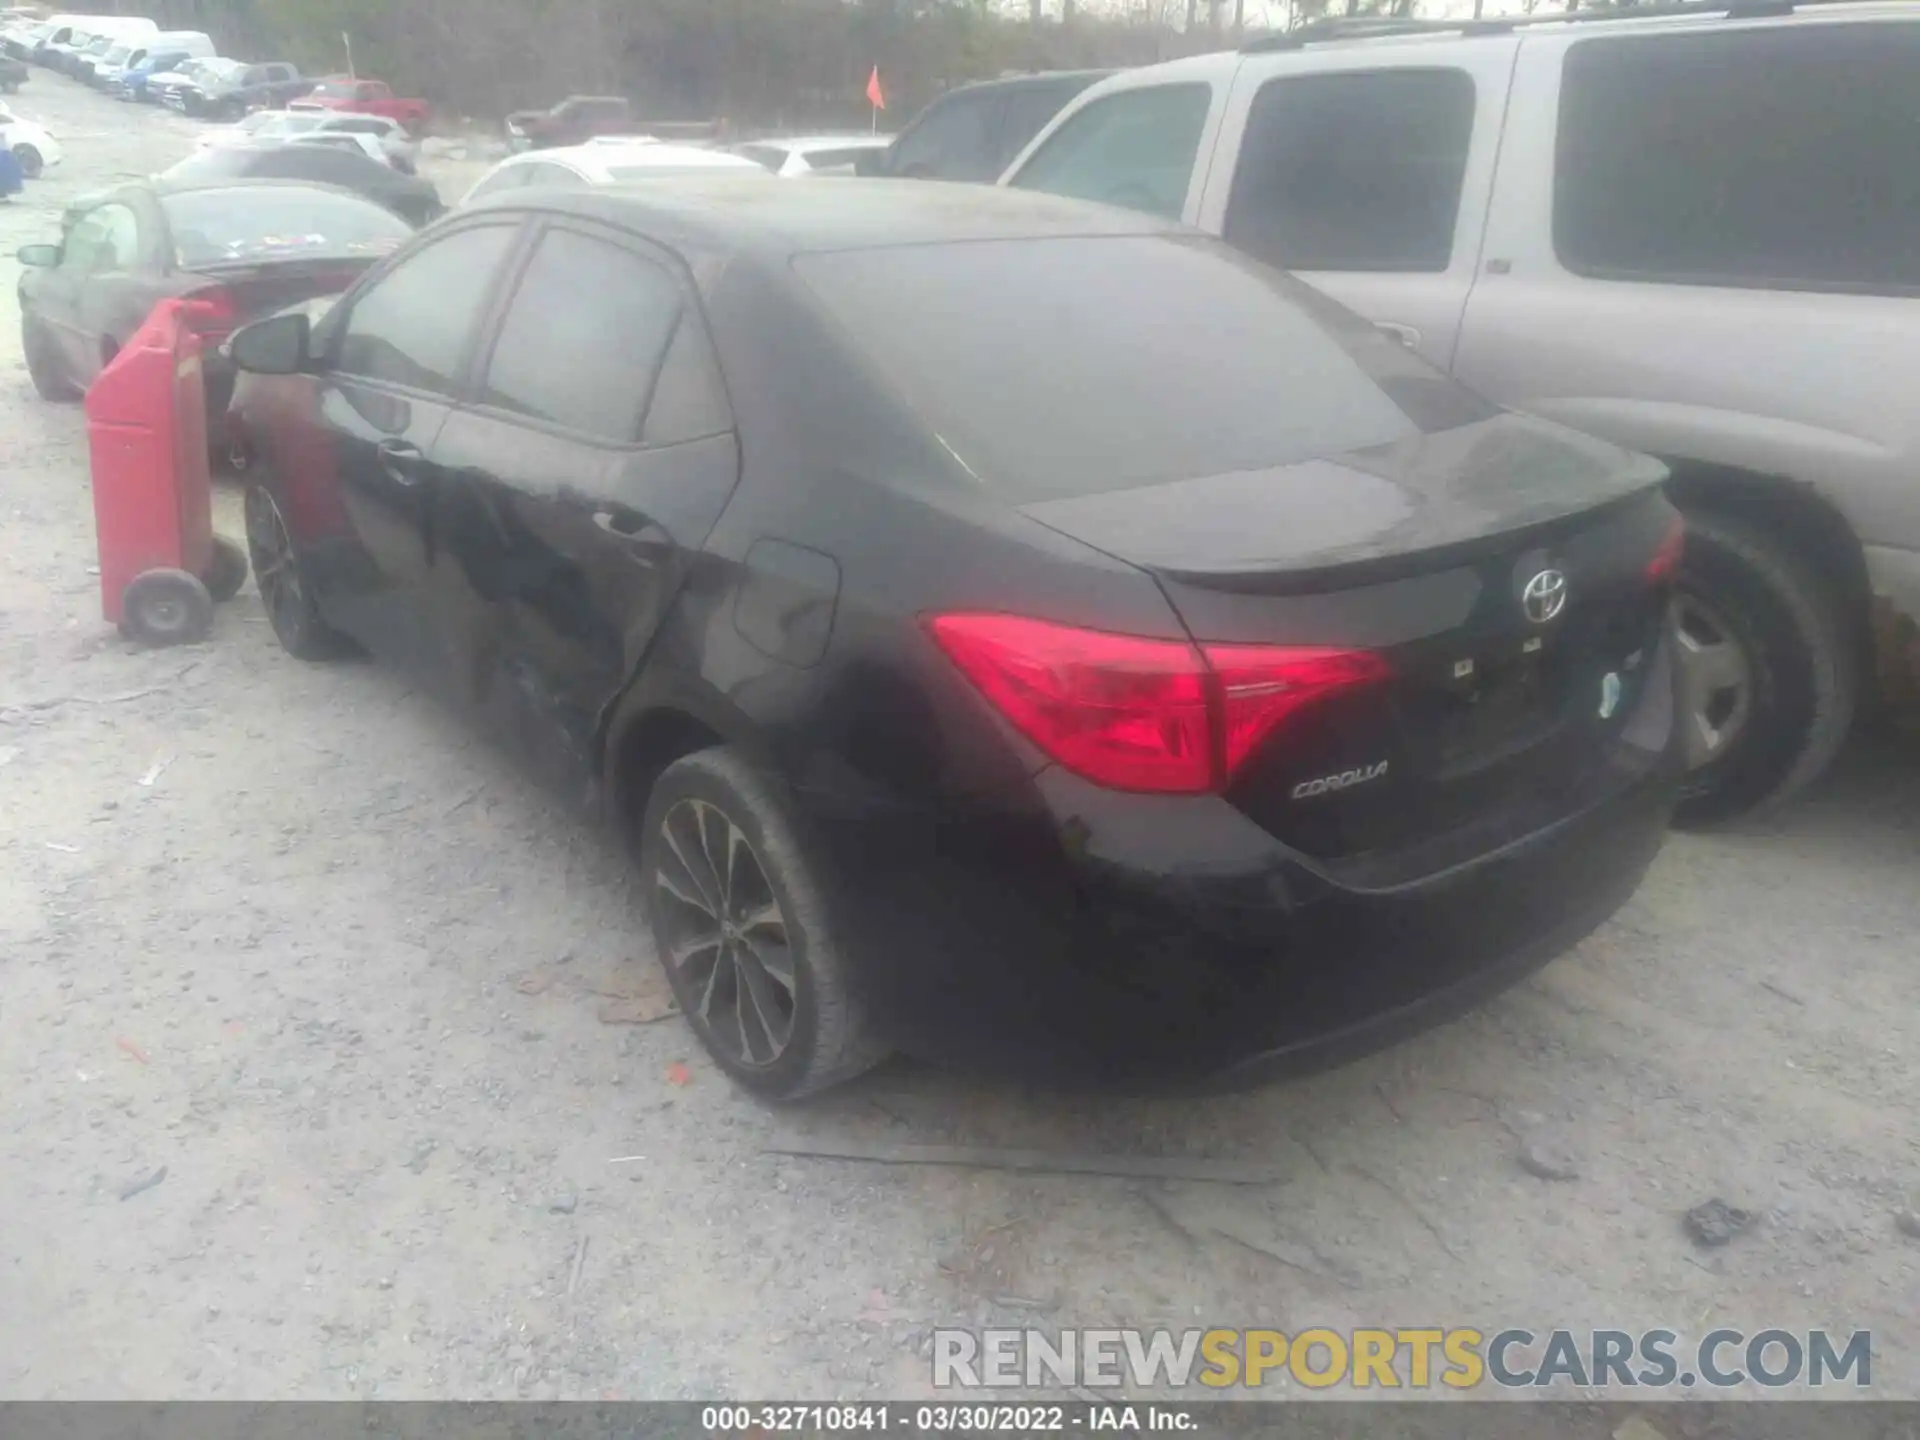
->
(866, 65), (886, 111)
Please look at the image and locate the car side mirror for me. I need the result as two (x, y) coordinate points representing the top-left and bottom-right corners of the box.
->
(229, 312), (312, 375)
(17, 243), (59, 267)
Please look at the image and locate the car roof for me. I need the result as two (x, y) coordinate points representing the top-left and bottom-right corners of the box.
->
(748, 134), (890, 152)
(940, 67), (1113, 97)
(513, 139), (763, 180)
(465, 174), (1180, 258)
(147, 176), (395, 201)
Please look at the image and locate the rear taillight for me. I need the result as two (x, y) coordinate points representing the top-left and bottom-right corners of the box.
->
(1205, 642), (1391, 781)
(927, 613), (1388, 795)
(1647, 512), (1685, 586)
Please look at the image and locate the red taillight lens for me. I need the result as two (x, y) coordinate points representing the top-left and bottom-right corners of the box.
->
(1204, 643), (1392, 780)
(1647, 513), (1685, 586)
(927, 614), (1214, 793)
(927, 613), (1387, 795)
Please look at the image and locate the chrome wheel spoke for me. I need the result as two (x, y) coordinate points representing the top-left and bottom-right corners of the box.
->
(1674, 594), (1754, 767)
(735, 898), (784, 937)
(689, 800), (734, 910)
(661, 811), (721, 916)
(667, 931), (722, 972)
(656, 854), (717, 920)
(695, 943), (727, 1022)
(1678, 630), (1746, 697)
(739, 932), (796, 998)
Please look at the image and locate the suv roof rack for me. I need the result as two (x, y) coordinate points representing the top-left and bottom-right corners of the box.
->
(1242, 0), (1845, 52)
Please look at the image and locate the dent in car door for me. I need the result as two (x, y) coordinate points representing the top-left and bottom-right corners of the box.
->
(1197, 41), (1517, 372)
(427, 222), (740, 800)
(302, 220), (524, 682)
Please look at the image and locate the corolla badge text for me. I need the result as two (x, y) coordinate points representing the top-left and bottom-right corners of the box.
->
(1291, 761), (1389, 800)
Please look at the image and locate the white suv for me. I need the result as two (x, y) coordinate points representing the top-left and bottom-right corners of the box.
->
(1002, 0), (1919, 825)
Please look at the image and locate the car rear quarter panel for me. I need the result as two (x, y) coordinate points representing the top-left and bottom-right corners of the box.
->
(612, 252), (1185, 820)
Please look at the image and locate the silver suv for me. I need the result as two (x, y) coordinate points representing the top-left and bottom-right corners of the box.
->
(1001, 0), (1919, 825)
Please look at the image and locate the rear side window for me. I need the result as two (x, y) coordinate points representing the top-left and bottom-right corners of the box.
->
(1555, 24), (1920, 293)
(335, 224), (518, 393)
(733, 143), (787, 173)
(1223, 69), (1475, 273)
(796, 236), (1458, 500)
(1007, 84), (1211, 221)
(480, 228), (683, 442)
(891, 91), (1000, 181)
(995, 80), (1091, 167)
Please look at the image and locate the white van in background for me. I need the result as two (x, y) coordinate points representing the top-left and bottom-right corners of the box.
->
(89, 28), (212, 88)
(3, 14), (92, 61)
(48, 16), (155, 75)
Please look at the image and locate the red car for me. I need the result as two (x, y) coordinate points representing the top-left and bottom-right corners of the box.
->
(291, 76), (428, 133)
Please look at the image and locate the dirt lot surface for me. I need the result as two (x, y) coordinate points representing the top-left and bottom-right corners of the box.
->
(2, 73), (1918, 1404)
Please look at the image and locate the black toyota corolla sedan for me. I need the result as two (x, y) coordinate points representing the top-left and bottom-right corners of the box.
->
(223, 179), (1685, 1098)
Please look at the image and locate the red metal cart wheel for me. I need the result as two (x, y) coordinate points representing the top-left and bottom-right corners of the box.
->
(120, 568), (213, 647)
(205, 537), (249, 604)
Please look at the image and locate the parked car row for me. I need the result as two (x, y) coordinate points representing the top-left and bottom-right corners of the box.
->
(0, 12), (431, 126)
(197, 106), (421, 173)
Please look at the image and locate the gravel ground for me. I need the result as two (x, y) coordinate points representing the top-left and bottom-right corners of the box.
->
(2, 72), (1918, 1404)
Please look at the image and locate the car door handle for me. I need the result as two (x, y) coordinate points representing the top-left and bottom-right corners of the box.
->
(1376, 321), (1422, 349)
(377, 439), (424, 486)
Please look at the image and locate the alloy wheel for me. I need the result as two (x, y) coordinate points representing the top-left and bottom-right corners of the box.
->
(244, 486), (304, 640)
(653, 798), (798, 1068)
(1674, 589), (1754, 771)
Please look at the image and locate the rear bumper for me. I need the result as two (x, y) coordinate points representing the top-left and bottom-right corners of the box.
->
(800, 656), (1681, 1091)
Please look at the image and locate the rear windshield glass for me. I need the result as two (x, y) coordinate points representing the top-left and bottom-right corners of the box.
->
(161, 186), (410, 268)
(799, 147), (875, 171)
(794, 236), (1494, 499)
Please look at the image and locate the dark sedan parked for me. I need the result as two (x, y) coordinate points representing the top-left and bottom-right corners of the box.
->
(159, 143), (443, 227)
(222, 181), (1684, 1098)
(17, 179), (410, 443)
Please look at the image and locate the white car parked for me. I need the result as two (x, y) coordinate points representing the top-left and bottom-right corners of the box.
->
(198, 108), (420, 170)
(728, 134), (891, 178)
(0, 100), (59, 178)
(459, 136), (765, 205)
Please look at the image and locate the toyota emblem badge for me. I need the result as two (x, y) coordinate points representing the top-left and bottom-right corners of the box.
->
(1521, 568), (1568, 624)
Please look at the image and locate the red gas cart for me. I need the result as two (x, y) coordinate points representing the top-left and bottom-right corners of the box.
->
(83, 296), (249, 647)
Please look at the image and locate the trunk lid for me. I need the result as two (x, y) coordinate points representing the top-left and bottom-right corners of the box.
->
(1020, 415), (1678, 873)
(183, 257), (378, 343)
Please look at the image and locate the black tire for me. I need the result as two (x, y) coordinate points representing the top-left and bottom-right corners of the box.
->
(1671, 508), (1857, 828)
(12, 143), (42, 179)
(22, 309), (77, 402)
(121, 569), (213, 647)
(639, 748), (888, 1100)
(244, 483), (354, 660)
(204, 536), (249, 604)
